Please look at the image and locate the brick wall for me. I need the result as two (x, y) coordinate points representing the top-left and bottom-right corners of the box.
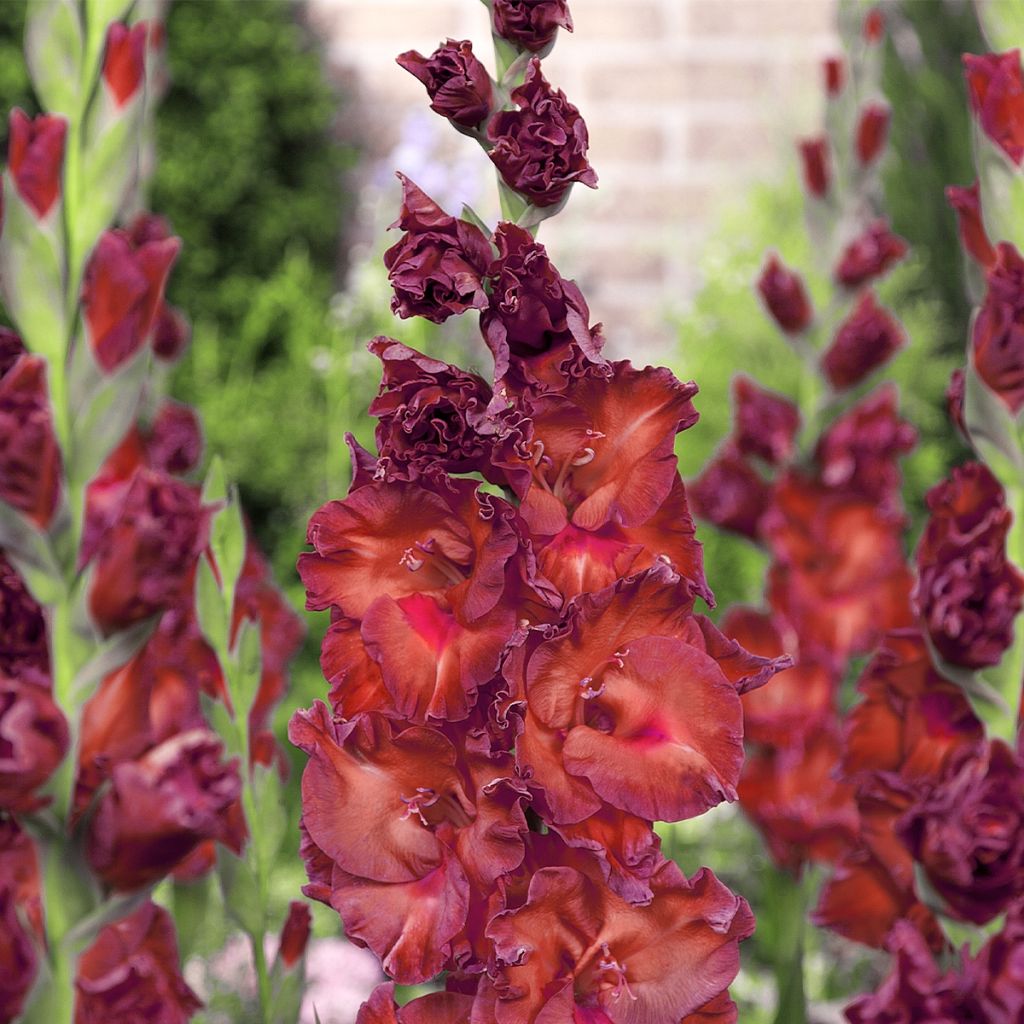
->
(309, 0), (839, 358)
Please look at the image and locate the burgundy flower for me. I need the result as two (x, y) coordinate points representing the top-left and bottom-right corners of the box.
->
(899, 740), (1024, 925)
(946, 181), (996, 269)
(356, 982), (473, 1024)
(946, 367), (967, 438)
(914, 462), (1024, 669)
(856, 102), (890, 164)
(81, 227), (181, 372)
(835, 220), (908, 288)
(482, 222), (605, 390)
(488, 59), (597, 208)
(145, 401), (204, 476)
(732, 375), (800, 466)
(815, 385), (916, 512)
(103, 22), (147, 108)
(821, 292), (905, 391)
(0, 819), (42, 1023)
(966, 901), (1024, 1020)
(0, 669), (68, 812)
(86, 728), (240, 890)
(278, 901), (311, 969)
(75, 901), (202, 1024)
(824, 57), (845, 97)
(963, 50), (1024, 165)
(0, 553), (49, 677)
(844, 921), (977, 1023)
(757, 253), (813, 334)
(397, 40), (492, 129)
(491, 0), (573, 52)
(486, 862), (753, 1024)
(383, 175), (491, 323)
(152, 304), (191, 362)
(0, 349), (61, 528)
(7, 109), (66, 218)
(690, 447), (771, 541)
(368, 337), (502, 483)
(972, 241), (1024, 413)
(86, 468), (208, 636)
(798, 137), (830, 197)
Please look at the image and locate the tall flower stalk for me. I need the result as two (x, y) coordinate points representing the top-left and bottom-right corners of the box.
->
(291, 2), (786, 1021)
(0, 5), (303, 1023)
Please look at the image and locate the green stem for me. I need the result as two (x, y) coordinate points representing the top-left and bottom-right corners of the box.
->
(250, 926), (272, 1023)
(763, 865), (810, 1024)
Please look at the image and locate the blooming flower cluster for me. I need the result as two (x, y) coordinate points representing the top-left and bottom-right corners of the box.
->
(0, 12), (303, 1024)
(293, 5), (786, 1021)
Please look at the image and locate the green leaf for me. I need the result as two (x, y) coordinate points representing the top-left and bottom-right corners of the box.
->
(24, 0), (83, 116)
(0, 172), (67, 367)
(460, 203), (492, 237)
(216, 845), (264, 936)
(976, 2), (1024, 51)
(0, 500), (65, 604)
(211, 484), (246, 616)
(963, 355), (1024, 491)
(251, 761), (286, 874)
(201, 455), (228, 505)
(69, 617), (156, 705)
(975, 123), (1024, 254)
(232, 616), (263, 722)
(195, 554), (229, 652)
(63, 887), (154, 955)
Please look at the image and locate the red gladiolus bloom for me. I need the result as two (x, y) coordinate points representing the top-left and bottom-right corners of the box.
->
(732, 376), (800, 467)
(488, 59), (597, 208)
(797, 137), (830, 197)
(821, 292), (905, 391)
(765, 473), (914, 666)
(0, 553), (49, 677)
(397, 40), (493, 128)
(279, 901), (312, 969)
(946, 181), (996, 269)
(0, 350), (61, 528)
(383, 175), (491, 324)
(75, 901), (202, 1024)
(824, 57), (845, 97)
(487, 863), (753, 1024)
(855, 102), (890, 164)
(103, 22), (147, 108)
(491, 0), (573, 52)
(863, 7), (885, 43)
(834, 220), (908, 288)
(967, 902), (1024, 1020)
(86, 728), (241, 891)
(843, 630), (983, 785)
(7, 109), (66, 218)
(689, 448), (771, 541)
(757, 253), (813, 334)
(0, 819), (42, 1022)
(815, 385), (916, 513)
(81, 227), (181, 372)
(915, 462), (1024, 669)
(972, 241), (1024, 413)
(482, 223), (606, 392)
(963, 50), (1024, 165)
(0, 668), (68, 812)
(86, 468), (208, 636)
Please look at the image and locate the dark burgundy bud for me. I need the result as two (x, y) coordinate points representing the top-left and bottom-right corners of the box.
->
(383, 174), (492, 323)
(732, 376), (799, 467)
(946, 181), (996, 269)
(145, 401), (203, 476)
(488, 59), (597, 209)
(914, 462), (1024, 669)
(690, 448), (771, 541)
(834, 220), (908, 288)
(757, 254), (813, 334)
(899, 741), (1024, 925)
(824, 57), (845, 97)
(278, 901), (312, 969)
(972, 241), (1024, 413)
(492, 0), (573, 52)
(482, 222), (605, 391)
(797, 137), (830, 197)
(821, 292), (905, 391)
(397, 39), (492, 128)
(855, 102), (890, 164)
(0, 554), (49, 677)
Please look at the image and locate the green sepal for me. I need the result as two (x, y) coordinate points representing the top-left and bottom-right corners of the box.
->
(974, 123), (1024, 255)
(496, 179), (530, 225)
(216, 844), (265, 937)
(62, 887), (154, 956)
(460, 203), (492, 238)
(195, 554), (229, 656)
(25, 0), (84, 117)
(963, 356), (1024, 492)
(0, 172), (67, 367)
(976, 3), (1024, 52)
(68, 616), (156, 706)
(200, 689), (241, 758)
(209, 487), (246, 619)
(0, 500), (66, 604)
(250, 762), (286, 870)
(67, 342), (151, 489)
(268, 948), (306, 1024)
(232, 617), (263, 724)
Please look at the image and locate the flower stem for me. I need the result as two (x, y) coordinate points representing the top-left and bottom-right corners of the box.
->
(762, 864), (810, 1024)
